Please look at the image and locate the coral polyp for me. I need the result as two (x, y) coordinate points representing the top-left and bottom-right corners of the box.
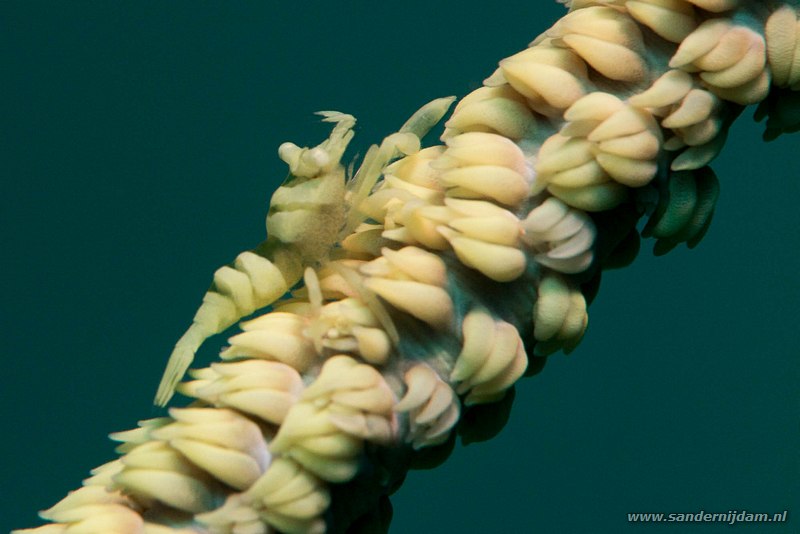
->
(10, 1), (798, 533)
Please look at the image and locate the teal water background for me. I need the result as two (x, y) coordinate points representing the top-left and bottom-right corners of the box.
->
(2, 2), (797, 533)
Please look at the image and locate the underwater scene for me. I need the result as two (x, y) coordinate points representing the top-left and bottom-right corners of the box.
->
(3, 1), (797, 533)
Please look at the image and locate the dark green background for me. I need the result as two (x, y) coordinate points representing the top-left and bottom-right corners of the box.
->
(3, 2), (797, 533)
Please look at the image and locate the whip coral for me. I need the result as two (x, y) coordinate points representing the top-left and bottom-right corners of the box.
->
(7, 1), (798, 533)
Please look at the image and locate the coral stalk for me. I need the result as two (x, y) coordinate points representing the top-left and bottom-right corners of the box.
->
(12, 1), (799, 533)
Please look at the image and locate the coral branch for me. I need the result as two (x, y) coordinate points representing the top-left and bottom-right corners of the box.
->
(13, 1), (800, 533)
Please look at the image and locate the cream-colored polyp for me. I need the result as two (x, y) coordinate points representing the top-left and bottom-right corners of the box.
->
(17, 1), (800, 533)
